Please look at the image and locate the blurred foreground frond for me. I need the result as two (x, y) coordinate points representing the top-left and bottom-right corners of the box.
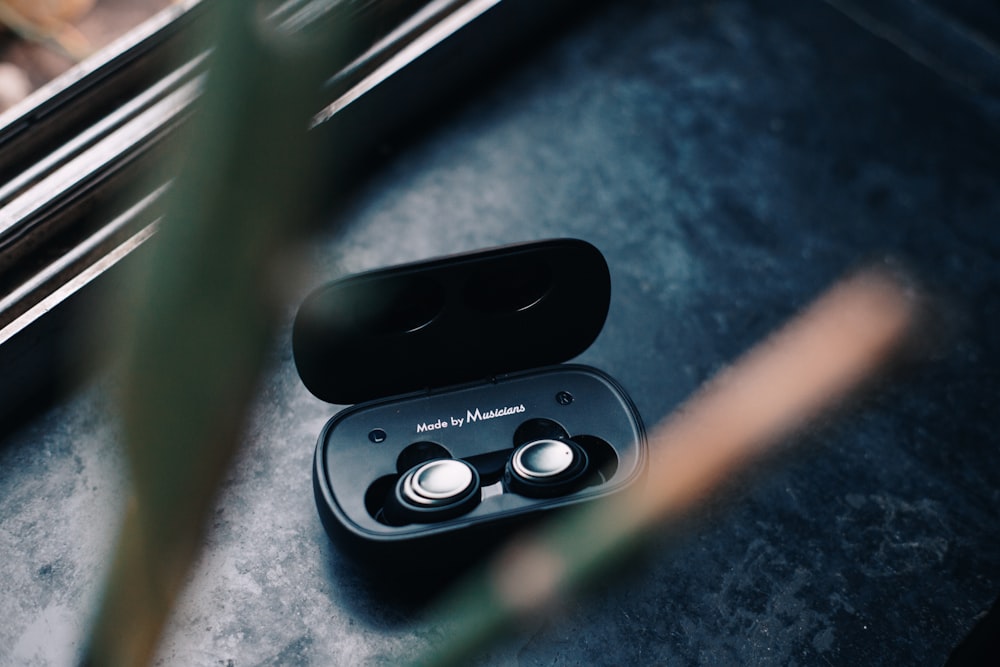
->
(81, 1), (348, 665)
(0, 0), (95, 59)
(417, 268), (919, 666)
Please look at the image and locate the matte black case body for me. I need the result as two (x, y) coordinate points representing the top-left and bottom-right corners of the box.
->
(294, 239), (646, 573)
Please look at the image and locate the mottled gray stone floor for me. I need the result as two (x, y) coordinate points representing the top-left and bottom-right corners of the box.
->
(2, 0), (999, 664)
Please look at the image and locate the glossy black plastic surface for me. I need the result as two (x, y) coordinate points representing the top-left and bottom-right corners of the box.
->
(312, 364), (645, 569)
(293, 238), (610, 405)
(298, 239), (643, 573)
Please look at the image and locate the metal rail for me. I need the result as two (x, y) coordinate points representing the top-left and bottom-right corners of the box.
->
(0, 0), (578, 423)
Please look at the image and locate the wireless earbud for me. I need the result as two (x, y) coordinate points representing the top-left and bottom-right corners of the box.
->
(504, 438), (589, 498)
(379, 435), (597, 525)
(382, 458), (481, 524)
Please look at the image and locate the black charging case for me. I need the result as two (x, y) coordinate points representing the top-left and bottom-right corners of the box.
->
(293, 239), (646, 575)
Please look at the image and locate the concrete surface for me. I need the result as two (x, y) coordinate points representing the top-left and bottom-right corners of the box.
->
(1, 0), (999, 664)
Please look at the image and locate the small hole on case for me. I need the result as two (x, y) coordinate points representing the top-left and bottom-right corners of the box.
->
(349, 276), (446, 334)
(513, 418), (569, 446)
(365, 474), (398, 524)
(463, 257), (552, 314)
(570, 435), (619, 485)
(396, 441), (452, 475)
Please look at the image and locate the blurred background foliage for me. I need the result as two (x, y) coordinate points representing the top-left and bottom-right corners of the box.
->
(0, 0), (174, 105)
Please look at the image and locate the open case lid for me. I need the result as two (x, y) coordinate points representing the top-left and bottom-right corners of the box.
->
(293, 238), (611, 404)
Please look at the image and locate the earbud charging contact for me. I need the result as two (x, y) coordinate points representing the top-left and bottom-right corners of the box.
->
(504, 438), (590, 498)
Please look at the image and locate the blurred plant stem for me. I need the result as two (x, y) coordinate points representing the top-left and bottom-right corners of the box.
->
(415, 269), (918, 666)
(81, 2), (348, 665)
